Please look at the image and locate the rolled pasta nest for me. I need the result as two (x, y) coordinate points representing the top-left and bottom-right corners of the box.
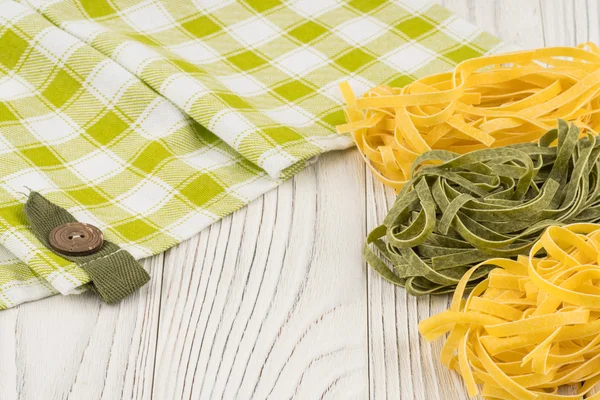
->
(366, 120), (600, 295)
(419, 223), (600, 400)
(338, 44), (600, 190)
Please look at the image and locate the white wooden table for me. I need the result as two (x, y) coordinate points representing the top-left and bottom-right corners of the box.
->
(0, 1), (594, 399)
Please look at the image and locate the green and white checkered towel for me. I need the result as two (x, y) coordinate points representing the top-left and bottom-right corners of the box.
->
(0, 0), (514, 308)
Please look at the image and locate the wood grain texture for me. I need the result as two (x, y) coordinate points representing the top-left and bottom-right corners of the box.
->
(0, 2), (597, 400)
(0, 255), (163, 400)
(152, 149), (368, 400)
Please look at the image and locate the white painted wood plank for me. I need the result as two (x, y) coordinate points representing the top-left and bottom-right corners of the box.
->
(0, 308), (18, 400)
(366, 1), (547, 399)
(442, 0), (545, 49)
(0, 256), (163, 400)
(152, 150), (368, 400)
(539, 0), (600, 47)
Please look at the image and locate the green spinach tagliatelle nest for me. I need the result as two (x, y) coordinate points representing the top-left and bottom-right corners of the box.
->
(366, 119), (600, 295)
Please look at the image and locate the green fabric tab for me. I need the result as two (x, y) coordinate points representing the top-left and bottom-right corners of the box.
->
(366, 120), (600, 296)
(24, 192), (150, 304)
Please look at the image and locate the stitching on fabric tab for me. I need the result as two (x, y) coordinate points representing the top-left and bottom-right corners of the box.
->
(76, 249), (125, 269)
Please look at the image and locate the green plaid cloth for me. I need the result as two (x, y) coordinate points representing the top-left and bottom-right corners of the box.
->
(0, 0), (514, 308)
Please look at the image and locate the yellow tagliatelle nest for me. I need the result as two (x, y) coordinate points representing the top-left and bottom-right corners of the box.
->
(338, 44), (600, 190)
(418, 224), (600, 399)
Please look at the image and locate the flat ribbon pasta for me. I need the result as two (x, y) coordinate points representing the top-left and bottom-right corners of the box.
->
(366, 120), (600, 295)
(419, 223), (600, 399)
(338, 44), (600, 190)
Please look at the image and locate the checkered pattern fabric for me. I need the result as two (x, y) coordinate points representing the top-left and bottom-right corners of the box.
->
(0, 0), (513, 309)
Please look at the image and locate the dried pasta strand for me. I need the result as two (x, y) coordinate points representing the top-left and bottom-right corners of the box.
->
(365, 120), (600, 295)
(338, 44), (600, 190)
(419, 223), (600, 399)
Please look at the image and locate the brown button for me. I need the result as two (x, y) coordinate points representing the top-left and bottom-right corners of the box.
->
(49, 222), (104, 256)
